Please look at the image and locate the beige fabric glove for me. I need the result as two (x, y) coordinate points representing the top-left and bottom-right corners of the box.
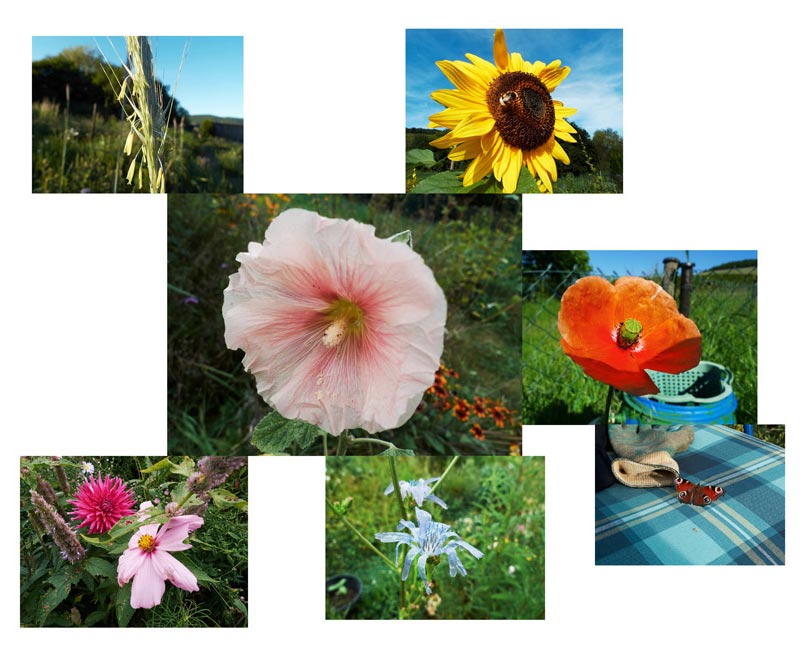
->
(611, 450), (680, 488)
(607, 424), (694, 488)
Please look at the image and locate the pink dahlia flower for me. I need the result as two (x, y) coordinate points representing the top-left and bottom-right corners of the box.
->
(68, 474), (136, 534)
(117, 515), (204, 609)
(223, 209), (447, 435)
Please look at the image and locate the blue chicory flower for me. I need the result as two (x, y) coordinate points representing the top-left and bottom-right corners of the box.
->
(375, 507), (484, 594)
(384, 477), (448, 509)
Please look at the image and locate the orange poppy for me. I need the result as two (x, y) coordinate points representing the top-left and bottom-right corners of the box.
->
(557, 276), (702, 395)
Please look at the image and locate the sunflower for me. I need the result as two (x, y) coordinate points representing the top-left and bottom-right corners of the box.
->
(428, 29), (577, 193)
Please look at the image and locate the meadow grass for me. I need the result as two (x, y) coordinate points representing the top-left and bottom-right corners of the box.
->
(32, 102), (242, 193)
(168, 194), (522, 456)
(325, 456), (544, 619)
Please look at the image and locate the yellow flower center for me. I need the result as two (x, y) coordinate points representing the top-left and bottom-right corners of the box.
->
(617, 318), (643, 349)
(486, 71), (555, 151)
(138, 534), (157, 553)
(322, 298), (364, 348)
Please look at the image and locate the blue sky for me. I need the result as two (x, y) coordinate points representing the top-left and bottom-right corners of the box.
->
(406, 29), (622, 137)
(586, 251), (757, 277)
(32, 36), (243, 118)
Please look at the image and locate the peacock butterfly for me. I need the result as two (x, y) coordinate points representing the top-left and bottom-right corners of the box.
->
(674, 477), (725, 506)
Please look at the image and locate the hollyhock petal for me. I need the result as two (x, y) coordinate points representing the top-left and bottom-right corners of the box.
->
(223, 209), (447, 435)
(558, 276), (702, 394)
(129, 556), (167, 609)
(151, 550), (199, 592)
(156, 515), (204, 551)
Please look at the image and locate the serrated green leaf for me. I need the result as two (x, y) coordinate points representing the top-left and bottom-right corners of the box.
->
(379, 447), (416, 457)
(85, 556), (117, 580)
(37, 574), (73, 626)
(251, 412), (322, 454)
(405, 148), (436, 167)
(116, 583), (135, 627)
(209, 488), (248, 511)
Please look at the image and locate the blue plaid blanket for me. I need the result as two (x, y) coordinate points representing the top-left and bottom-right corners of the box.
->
(596, 425), (785, 565)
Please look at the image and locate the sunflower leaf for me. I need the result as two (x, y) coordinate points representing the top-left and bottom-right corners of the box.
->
(405, 148), (437, 167)
(251, 412), (322, 454)
(410, 170), (467, 193)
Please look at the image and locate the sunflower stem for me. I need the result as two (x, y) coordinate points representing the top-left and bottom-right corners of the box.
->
(603, 385), (615, 425)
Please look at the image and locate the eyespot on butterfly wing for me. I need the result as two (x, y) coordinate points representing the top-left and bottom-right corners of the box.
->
(674, 477), (725, 506)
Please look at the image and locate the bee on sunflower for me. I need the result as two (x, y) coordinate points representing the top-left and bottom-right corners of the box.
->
(429, 29), (577, 193)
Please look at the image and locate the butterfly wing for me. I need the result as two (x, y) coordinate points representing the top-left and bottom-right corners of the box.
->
(673, 477), (725, 506)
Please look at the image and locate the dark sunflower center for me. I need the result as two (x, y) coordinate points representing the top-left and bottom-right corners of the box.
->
(486, 71), (555, 151)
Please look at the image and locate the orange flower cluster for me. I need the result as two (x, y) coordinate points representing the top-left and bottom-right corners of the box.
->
(424, 364), (517, 442)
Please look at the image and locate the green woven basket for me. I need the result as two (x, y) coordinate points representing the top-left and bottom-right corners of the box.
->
(645, 361), (734, 404)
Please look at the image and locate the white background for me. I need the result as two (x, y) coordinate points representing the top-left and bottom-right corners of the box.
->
(3, 0), (807, 652)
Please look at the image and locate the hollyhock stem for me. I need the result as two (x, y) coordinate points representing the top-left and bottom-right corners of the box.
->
(336, 430), (351, 456)
(603, 385), (615, 425)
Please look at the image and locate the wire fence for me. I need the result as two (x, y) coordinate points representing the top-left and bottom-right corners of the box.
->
(522, 261), (757, 424)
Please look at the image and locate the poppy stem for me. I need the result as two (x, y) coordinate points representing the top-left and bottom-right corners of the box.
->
(603, 385), (615, 425)
(336, 430), (351, 456)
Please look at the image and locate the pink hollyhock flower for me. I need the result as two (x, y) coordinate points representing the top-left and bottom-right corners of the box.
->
(68, 474), (136, 534)
(223, 209), (447, 435)
(117, 515), (204, 609)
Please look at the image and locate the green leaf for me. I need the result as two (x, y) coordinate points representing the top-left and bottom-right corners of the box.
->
(172, 552), (218, 584)
(83, 609), (107, 627)
(411, 170), (467, 193)
(139, 457), (176, 473)
(209, 488), (248, 511)
(85, 556), (117, 580)
(405, 148), (436, 167)
(115, 583), (135, 627)
(379, 447), (416, 457)
(37, 572), (74, 626)
(251, 411), (322, 454)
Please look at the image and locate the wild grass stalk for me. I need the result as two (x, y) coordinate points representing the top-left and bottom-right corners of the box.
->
(58, 84), (70, 192)
(121, 36), (167, 193)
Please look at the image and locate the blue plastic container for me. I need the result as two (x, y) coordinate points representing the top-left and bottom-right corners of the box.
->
(622, 361), (737, 424)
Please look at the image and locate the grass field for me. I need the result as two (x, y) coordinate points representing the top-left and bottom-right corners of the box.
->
(326, 456), (544, 619)
(33, 101), (243, 193)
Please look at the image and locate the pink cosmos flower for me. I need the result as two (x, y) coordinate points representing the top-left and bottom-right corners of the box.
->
(223, 209), (447, 435)
(117, 515), (204, 609)
(68, 474), (136, 534)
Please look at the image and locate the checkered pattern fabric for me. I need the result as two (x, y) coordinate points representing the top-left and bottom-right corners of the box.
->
(596, 425), (785, 565)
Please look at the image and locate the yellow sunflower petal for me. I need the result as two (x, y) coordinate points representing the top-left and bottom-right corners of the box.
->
(499, 146), (523, 193)
(451, 114), (497, 139)
(436, 60), (491, 95)
(540, 63), (571, 92)
(553, 102), (578, 119)
(464, 53), (499, 81)
(493, 29), (509, 70)
(552, 140), (571, 165)
(464, 147), (499, 186)
(431, 88), (486, 110)
(555, 129), (577, 143)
